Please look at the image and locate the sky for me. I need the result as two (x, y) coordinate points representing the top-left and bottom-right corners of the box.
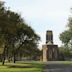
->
(2, 0), (72, 49)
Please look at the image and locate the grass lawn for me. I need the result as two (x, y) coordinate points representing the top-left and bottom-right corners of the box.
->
(0, 61), (43, 72)
(63, 61), (72, 65)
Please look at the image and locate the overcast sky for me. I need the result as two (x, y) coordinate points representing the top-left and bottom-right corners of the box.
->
(2, 0), (72, 49)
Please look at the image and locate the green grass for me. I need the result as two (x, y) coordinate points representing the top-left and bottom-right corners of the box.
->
(63, 61), (72, 65)
(0, 61), (43, 72)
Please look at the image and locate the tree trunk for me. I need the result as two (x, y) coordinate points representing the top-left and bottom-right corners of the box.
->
(2, 57), (5, 65)
(13, 52), (16, 63)
(2, 47), (5, 65)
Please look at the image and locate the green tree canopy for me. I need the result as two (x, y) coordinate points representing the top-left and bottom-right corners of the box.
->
(0, 1), (40, 65)
(59, 9), (72, 58)
(59, 16), (72, 45)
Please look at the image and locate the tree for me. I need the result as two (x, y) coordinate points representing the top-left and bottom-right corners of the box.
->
(60, 30), (71, 45)
(0, 1), (40, 65)
(59, 10), (72, 58)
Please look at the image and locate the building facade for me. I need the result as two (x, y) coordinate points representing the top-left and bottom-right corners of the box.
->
(42, 30), (59, 61)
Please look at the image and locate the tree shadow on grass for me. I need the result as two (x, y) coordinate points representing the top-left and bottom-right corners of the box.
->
(7, 63), (42, 68)
(15, 62), (43, 68)
(8, 65), (33, 68)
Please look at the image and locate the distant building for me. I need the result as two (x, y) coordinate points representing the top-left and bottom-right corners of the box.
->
(42, 30), (59, 61)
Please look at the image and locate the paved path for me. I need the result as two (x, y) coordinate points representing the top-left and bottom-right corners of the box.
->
(43, 61), (72, 72)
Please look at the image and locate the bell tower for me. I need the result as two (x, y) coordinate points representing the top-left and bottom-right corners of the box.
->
(42, 30), (59, 61)
(46, 30), (53, 44)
